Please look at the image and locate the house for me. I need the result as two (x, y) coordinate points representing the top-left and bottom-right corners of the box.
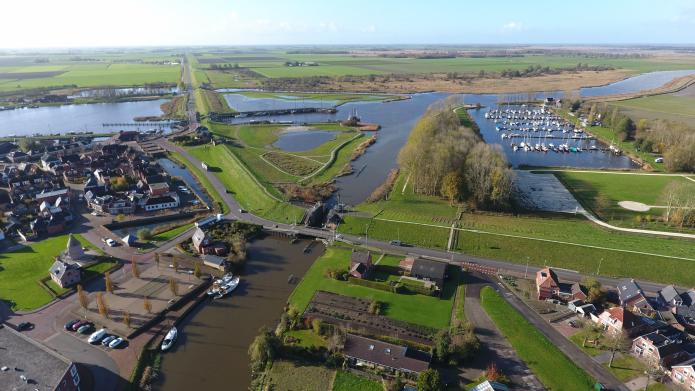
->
(571, 282), (588, 301)
(660, 285), (684, 307)
(7, 150), (29, 163)
(349, 250), (372, 279)
(114, 130), (139, 142)
(536, 267), (560, 300)
(470, 381), (510, 391)
(148, 182), (170, 196)
(192, 227), (227, 256)
(342, 334), (431, 376)
(410, 258), (447, 289)
(202, 254), (227, 271)
(671, 358), (695, 390)
(617, 279), (655, 316)
(49, 259), (81, 288)
(0, 326), (81, 391)
(85, 192), (135, 215)
(632, 330), (689, 369)
(142, 193), (179, 212)
(399, 256), (416, 272)
(595, 307), (652, 338)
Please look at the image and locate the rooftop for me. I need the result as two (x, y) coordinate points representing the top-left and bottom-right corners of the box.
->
(0, 325), (76, 390)
(342, 333), (430, 373)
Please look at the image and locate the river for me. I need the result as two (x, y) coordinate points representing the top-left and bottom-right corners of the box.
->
(154, 236), (324, 391)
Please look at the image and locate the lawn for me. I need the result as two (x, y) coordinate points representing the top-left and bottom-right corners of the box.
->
(167, 151), (228, 214)
(332, 370), (382, 391)
(569, 329), (608, 357)
(264, 360), (335, 391)
(150, 224), (193, 243)
(554, 170), (695, 231)
(480, 286), (595, 391)
(288, 246), (459, 330)
(612, 94), (695, 126)
(603, 354), (646, 382)
(337, 171), (695, 287)
(0, 234), (108, 310)
(187, 144), (304, 223)
(284, 329), (327, 349)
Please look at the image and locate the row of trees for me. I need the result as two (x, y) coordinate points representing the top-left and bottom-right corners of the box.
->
(398, 97), (514, 210)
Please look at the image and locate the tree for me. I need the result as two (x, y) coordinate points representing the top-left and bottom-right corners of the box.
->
(193, 262), (201, 279)
(327, 331), (346, 353)
(123, 311), (131, 328)
(143, 296), (152, 313)
(616, 117), (635, 141)
(96, 292), (109, 318)
(431, 330), (451, 363)
(154, 253), (160, 270)
(131, 258), (140, 278)
(581, 277), (607, 305)
(137, 228), (152, 241)
(464, 143), (513, 210)
(111, 176), (130, 191)
(248, 328), (277, 372)
(172, 258), (179, 273)
(18, 137), (40, 152)
(168, 277), (178, 296)
(104, 271), (114, 293)
(76, 284), (90, 318)
(311, 319), (323, 335)
(417, 369), (442, 391)
(440, 171), (464, 206)
(605, 330), (631, 368)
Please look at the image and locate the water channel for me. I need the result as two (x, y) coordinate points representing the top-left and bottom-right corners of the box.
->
(154, 236), (324, 391)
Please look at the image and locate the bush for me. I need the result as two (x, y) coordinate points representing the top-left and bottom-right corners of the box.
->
(137, 228), (153, 241)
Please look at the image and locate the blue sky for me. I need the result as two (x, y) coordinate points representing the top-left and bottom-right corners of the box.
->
(2, 0), (695, 47)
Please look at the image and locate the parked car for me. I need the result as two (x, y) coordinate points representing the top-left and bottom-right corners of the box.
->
(101, 335), (117, 346)
(88, 328), (107, 344)
(65, 319), (80, 331)
(17, 322), (33, 331)
(109, 337), (125, 348)
(91, 211), (100, 216)
(238, 208), (247, 213)
(71, 320), (89, 331)
(105, 238), (117, 247)
(77, 324), (94, 334)
(389, 240), (403, 246)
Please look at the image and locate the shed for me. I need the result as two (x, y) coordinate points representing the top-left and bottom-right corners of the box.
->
(202, 254), (227, 271)
(122, 234), (136, 247)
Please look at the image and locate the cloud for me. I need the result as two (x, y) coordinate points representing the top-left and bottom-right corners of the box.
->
(361, 25), (377, 33)
(501, 21), (524, 32)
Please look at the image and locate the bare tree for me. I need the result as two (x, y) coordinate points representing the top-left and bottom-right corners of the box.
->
(123, 311), (131, 328)
(194, 262), (202, 279)
(143, 296), (152, 313)
(104, 271), (114, 293)
(154, 252), (160, 270)
(605, 330), (631, 368)
(172, 258), (179, 273)
(76, 284), (90, 318)
(131, 258), (140, 279)
(169, 278), (178, 296)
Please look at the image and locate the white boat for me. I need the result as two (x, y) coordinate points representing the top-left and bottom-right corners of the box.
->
(161, 327), (177, 351)
(213, 276), (240, 300)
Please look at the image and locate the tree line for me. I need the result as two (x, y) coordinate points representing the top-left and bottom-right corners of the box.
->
(397, 97), (514, 210)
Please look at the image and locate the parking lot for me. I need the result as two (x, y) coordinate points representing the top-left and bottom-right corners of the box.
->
(62, 319), (129, 352)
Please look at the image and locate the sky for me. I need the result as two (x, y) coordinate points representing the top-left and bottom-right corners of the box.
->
(2, 0), (695, 48)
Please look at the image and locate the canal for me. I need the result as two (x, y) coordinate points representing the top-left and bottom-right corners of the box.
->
(154, 236), (325, 391)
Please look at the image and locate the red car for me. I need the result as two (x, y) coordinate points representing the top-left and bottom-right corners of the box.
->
(71, 320), (89, 331)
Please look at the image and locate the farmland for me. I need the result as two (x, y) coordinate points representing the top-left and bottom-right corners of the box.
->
(611, 93), (695, 127)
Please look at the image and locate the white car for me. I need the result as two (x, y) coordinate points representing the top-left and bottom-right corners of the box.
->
(108, 337), (124, 348)
(91, 211), (100, 216)
(88, 328), (107, 344)
(105, 239), (117, 247)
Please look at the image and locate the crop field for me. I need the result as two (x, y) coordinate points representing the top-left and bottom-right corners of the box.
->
(0, 62), (181, 92)
(337, 171), (695, 286)
(480, 286), (594, 391)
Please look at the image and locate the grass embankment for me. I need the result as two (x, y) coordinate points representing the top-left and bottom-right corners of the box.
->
(195, 88), (232, 115)
(338, 172), (695, 287)
(188, 144), (304, 223)
(150, 224), (193, 243)
(160, 95), (188, 119)
(480, 286), (594, 391)
(332, 371), (382, 391)
(0, 234), (109, 310)
(554, 171), (695, 232)
(167, 151), (228, 214)
(288, 246), (459, 330)
(264, 360), (335, 391)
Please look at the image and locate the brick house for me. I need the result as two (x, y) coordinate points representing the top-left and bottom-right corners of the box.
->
(617, 279), (655, 316)
(594, 307), (652, 338)
(632, 330), (689, 369)
(349, 250), (372, 279)
(671, 359), (695, 390)
(536, 267), (560, 300)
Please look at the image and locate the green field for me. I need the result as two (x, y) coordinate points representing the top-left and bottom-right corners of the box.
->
(332, 371), (382, 391)
(337, 171), (695, 286)
(0, 234), (111, 310)
(284, 329), (327, 349)
(150, 224), (193, 243)
(603, 355), (646, 382)
(229, 91), (402, 106)
(0, 63), (181, 92)
(264, 360), (335, 391)
(187, 144), (304, 223)
(480, 286), (594, 391)
(168, 152), (229, 214)
(288, 246), (459, 330)
(612, 94), (695, 126)
(554, 171), (695, 231)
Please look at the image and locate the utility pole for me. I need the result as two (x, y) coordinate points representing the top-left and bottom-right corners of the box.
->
(524, 256), (530, 279)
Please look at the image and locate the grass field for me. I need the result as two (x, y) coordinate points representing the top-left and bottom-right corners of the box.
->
(612, 94), (695, 127)
(150, 224), (193, 243)
(603, 354), (646, 382)
(0, 234), (107, 310)
(554, 171), (695, 231)
(480, 286), (594, 391)
(284, 329), (327, 349)
(187, 144), (305, 223)
(264, 360), (334, 391)
(332, 371), (382, 391)
(0, 63), (180, 92)
(288, 246), (459, 330)
(229, 91), (401, 105)
(168, 152), (228, 214)
(337, 171), (695, 286)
